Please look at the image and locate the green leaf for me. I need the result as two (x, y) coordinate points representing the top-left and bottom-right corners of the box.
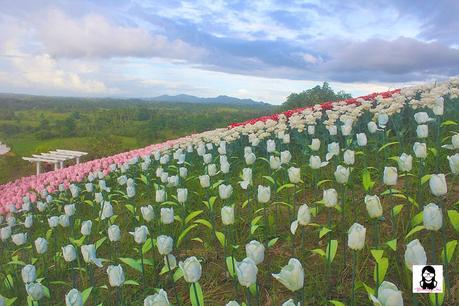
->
(405, 225), (425, 240)
(139, 174), (148, 185)
(311, 248), (325, 257)
(81, 287), (93, 304)
(447, 210), (459, 233)
(5, 297), (17, 306)
(142, 238), (153, 255)
(317, 179), (332, 188)
(95, 237), (107, 250)
(250, 224), (260, 235)
(373, 257), (388, 285)
(411, 211), (424, 227)
(211, 179), (224, 190)
(441, 120), (457, 127)
(421, 174), (432, 185)
(319, 227), (332, 239)
(362, 168), (375, 192)
(378, 141), (399, 152)
(428, 147), (438, 157)
(124, 280), (140, 286)
(370, 249), (384, 263)
(325, 240), (338, 264)
(251, 215), (263, 226)
(329, 300), (346, 306)
(361, 281), (375, 296)
(262, 175), (275, 185)
(277, 183), (295, 193)
(185, 210), (203, 224)
(392, 193), (418, 208)
(119, 257), (143, 273)
(42, 285), (51, 298)
(173, 268), (184, 282)
(392, 204), (404, 216)
(190, 282), (204, 306)
(440, 240), (457, 264)
(177, 224), (198, 247)
(215, 231), (225, 248)
(194, 219), (213, 229)
(429, 282), (445, 306)
(225, 256), (237, 277)
(386, 239), (397, 251)
(268, 237), (279, 248)
(125, 204), (135, 214)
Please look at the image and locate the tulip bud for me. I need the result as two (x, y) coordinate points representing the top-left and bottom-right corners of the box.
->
(368, 121), (378, 133)
(245, 240), (265, 265)
(219, 184), (233, 200)
(12, 232), (27, 246)
(377, 113), (389, 128)
(179, 167), (188, 178)
(328, 125), (337, 136)
(270, 156), (281, 170)
(81, 220), (92, 236)
(161, 208), (174, 224)
(343, 150), (355, 165)
(448, 154), (459, 175)
(370, 281), (403, 306)
(288, 167), (301, 184)
(433, 96), (444, 115)
(34, 237), (48, 254)
(282, 299), (298, 306)
(108, 224), (121, 242)
(21, 264), (36, 283)
(141, 205), (155, 222)
(236, 257), (258, 287)
(157, 235), (174, 255)
(245, 152), (256, 165)
(24, 215), (33, 229)
(26, 282), (45, 301)
(48, 216), (59, 228)
(281, 150), (292, 164)
(413, 142), (427, 159)
(404, 239), (427, 271)
(221, 206), (235, 225)
(308, 125), (315, 135)
(365, 195), (382, 218)
(429, 174), (447, 197)
(398, 153), (413, 172)
(226, 301), (241, 306)
(156, 189), (166, 203)
(81, 244), (103, 267)
(310, 138), (320, 151)
(356, 133), (367, 146)
(107, 265), (125, 287)
(267, 139), (276, 153)
(383, 166), (397, 186)
(323, 189), (338, 207)
(423, 203), (442, 231)
(242, 168), (252, 183)
(221, 161), (230, 174)
(129, 226), (149, 244)
(257, 185), (271, 203)
(272, 258), (304, 291)
(347, 223), (366, 250)
(65, 288), (83, 306)
(144, 289), (170, 306)
(62, 245), (77, 262)
(0, 226), (11, 241)
(334, 165), (350, 184)
(452, 134), (459, 149)
(208, 164), (217, 176)
(100, 202), (113, 220)
(179, 256), (202, 283)
(64, 204), (76, 217)
(416, 124), (428, 138)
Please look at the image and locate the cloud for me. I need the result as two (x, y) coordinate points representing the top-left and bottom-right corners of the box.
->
(34, 9), (205, 60)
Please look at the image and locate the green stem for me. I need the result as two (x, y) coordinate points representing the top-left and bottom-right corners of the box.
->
(192, 282), (201, 306)
(166, 255), (181, 306)
(351, 251), (357, 306)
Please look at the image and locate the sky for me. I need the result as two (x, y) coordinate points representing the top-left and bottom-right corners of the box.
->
(0, 0), (458, 104)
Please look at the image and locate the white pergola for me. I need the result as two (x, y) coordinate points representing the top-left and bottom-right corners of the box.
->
(23, 149), (88, 175)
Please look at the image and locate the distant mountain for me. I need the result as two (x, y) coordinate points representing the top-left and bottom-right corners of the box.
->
(149, 94), (270, 106)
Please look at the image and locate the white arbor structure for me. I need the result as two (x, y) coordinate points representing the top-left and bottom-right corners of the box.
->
(23, 149), (88, 175)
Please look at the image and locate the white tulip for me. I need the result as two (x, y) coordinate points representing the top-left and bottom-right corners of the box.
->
(37, 201), (47, 212)
(404, 239), (427, 271)
(242, 168), (252, 184)
(272, 258), (304, 292)
(179, 167), (188, 178)
(144, 289), (170, 306)
(161, 208), (174, 224)
(63, 245), (77, 262)
(308, 125), (315, 135)
(219, 184), (233, 200)
(327, 142), (340, 156)
(413, 142), (427, 159)
(267, 139), (276, 153)
(377, 113), (389, 128)
(288, 167), (301, 184)
(81, 244), (103, 267)
(226, 301), (240, 306)
(221, 161), (230, 174)
(35, 237), (48, 254)
(452, 134), (459, 149)
(141, 205), (155, 222)
(64, 204), (76, 217)
(129, 226), (149, 244)
(65, 288), (83, 306)
(448, 154), (459, 175)
(85, 183), (93, 192)
(416, 124), (428, 138)
(108, 224), (121, 242)
(323, 189), (338, 207)
(433, 96), (444, 115)
(81, 220), (92, 236)
(257, 185), (271, 203)
(328, 125), (337, 136)
(309, 155), (321, 169)
(179, 256), (202, 283)
(221, 206), (235, 225)
(368, 121), (378, 133)
(0, 226), (11, 241)
(177, 188), (188, 204)
(59, 214), (70, 227)
(429, 174), (447, 196)
(107, 265), (125, 287)
(310, 138), (320, 151)
(343, 149), (355, 165)
(398, 153), (413, 172)
(290, 204), (311, 235)
(370, 281), (404, 306)
(245, 240), (265, 265)
(48, 216), (59, 228)
(414, 112), (431, 124)
(281, 150), (292, 164)
(25, 282), (45, 301)
(236, 257), (258, 287)
(282, 299), (299, 306)
(12, 232), (27, 246)
(156, 189), (166, 203)
(341, 123), (352, 136)
(244, 146), (252, 155)
(24, 215), (33, 229)
(21, 264), (36, 283)
(334, 165), (350, 184)
(365, 195), (383, 218)
(199, 175), (211, 188)
(164, 254), (177, 271)
(383, 167), (398, 186)
(0, 294), (5, 306)
(100, 202), (113, 220)
(245, 152), (256, 165)
(283, 134), (290, 144)
(203, 153), (212, 164)
(423, 203), (442, 231)
(347, 223), (366, 251)
(208, 164), (217, 176)
(157, 235), (174, 255)
(356, 133), (367, 146)
(270, 156), (281, 170)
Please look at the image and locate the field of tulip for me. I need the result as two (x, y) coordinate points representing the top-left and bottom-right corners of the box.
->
(0, 79), (459, 306)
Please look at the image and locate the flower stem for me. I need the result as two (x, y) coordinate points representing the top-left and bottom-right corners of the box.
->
(192, 282), (201, 306)
(351, 250), (357, 306)
(166, 255), (181, 306)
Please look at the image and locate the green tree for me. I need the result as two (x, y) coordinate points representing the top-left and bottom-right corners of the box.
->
(281, 82), (352, 110)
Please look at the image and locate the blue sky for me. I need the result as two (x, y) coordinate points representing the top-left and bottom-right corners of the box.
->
(0, 0), (458, 104)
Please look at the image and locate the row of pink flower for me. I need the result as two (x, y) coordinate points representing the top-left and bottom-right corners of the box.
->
(0, 88), (401, 214)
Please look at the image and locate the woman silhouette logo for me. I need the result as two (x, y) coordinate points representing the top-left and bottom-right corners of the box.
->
(420, 265), (437, 290)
